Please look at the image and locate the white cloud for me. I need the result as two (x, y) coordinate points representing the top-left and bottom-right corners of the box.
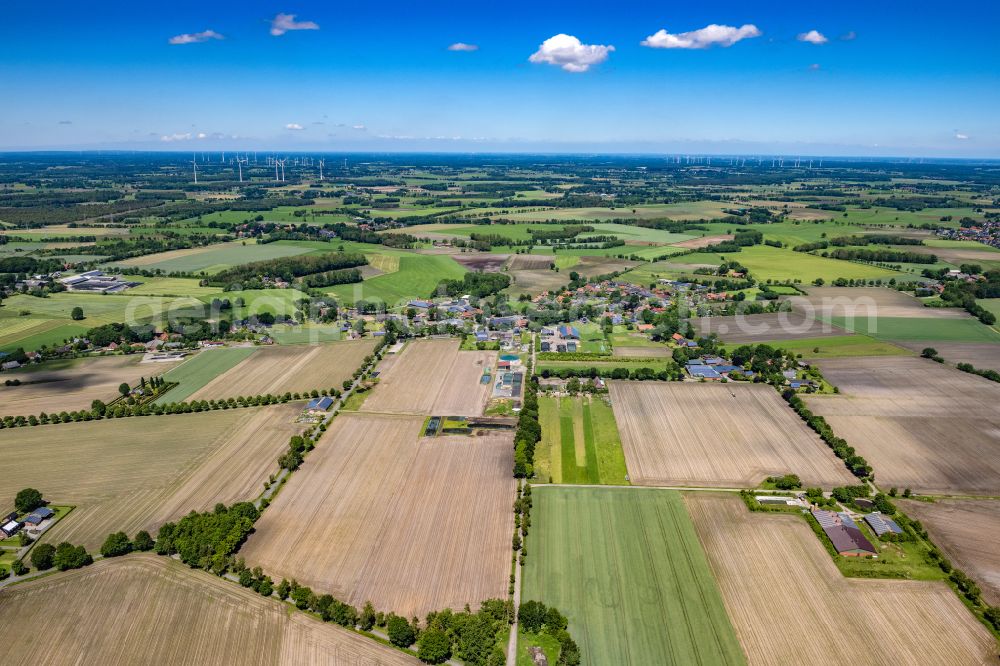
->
(160, 133), (193, 142)
(797, 30), (828, 45)
(270, 13), (319, 36)
(448, 42), (479, 52)
(352, 124), (366, 130)
(809, 63), (821, 71)
(196, 132), (207, 139)
(529, 34), (614, 73)
(955, 132), (970, 140)
(840, 31), (857, 41)
(168, 30), (224, 45)
(641, 24), (761, 49)
(285, 123), (305, 131)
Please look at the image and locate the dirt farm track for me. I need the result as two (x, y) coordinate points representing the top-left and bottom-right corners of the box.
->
(686, 495), (997, 665)
(609, 381), (856, 488)
(0, 555), (417, 665)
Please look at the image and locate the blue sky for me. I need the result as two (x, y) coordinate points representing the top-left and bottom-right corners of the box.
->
(1, 0), (998, 156)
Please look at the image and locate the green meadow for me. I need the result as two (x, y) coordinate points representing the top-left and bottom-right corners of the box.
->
(522, 487), (745, 666)
(325, 254), (466, 306)
(829, 315), (1000, 342)
(535, 396), (629, 485)
(154, 347), (256, 404)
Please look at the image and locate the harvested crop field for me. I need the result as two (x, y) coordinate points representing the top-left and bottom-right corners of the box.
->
(900, 499), (1000, 605)
(611, 345), (673, 357)
(0, 354), (181, 416)
(896, 341), (1000, 372)
(0, 555), (417, 665)
(505, 268), (567, 296)
(452, 252), (510, 272)
(575, 255), (639, 276)
(671, 234), (735, 249)
(188, 339), (377, 400)
(361, 339), (494, 416)
(522, 487), (745, 665)
(690, 311), (850, 343)
(241, 413), (515, 617)
(508, 254), (555, 270)
(805, 357), (1000, 495)
(0, 404), (302, 548)
(787, 287), (968, 319)
(609, 382), (855, 488)
(686, 494), (996, 666)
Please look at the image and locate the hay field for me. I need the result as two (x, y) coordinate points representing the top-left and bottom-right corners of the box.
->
(505, 268), (568, 296)
(241, 413), (515, 617)
(0, 404), (301, 548)
(805, 357), (1000, 495)
(609, 382), (855, 488)
(361, 339), (494, 416)
(0, 354), (179, 416)
(109, 241), (312, 274)
(0, 555), (417, 666)
(522, 487), (745, 665)
(686, 495), (996, 666)
(189, 339), (377, 400)
(690, 311), (851, 343)
(900, 499), (1000, 606)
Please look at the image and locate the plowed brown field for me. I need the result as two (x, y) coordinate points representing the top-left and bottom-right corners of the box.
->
(0, 555), (417, 665)
(190, 339), (376, 400)
(609, 381), (855, 488)
(686, 495), (996, 666)
(805, 357), (1000, 495)
(241, 413), (515, 617)
(0, 404), (302, 548)
(361, 339), (493, 416)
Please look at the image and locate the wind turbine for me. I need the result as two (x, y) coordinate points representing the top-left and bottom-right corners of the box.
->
(278, 159), (286, 182)
(192, 153), (198, 184)
(274, 159), (280, 182)
(236, 158), (244, 183)
(318, 159), (325, 181)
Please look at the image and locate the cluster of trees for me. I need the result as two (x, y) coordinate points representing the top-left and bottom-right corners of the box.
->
(100, 530), (154, 557)
(513, 375), (540, 478)
(537, 365), (682, 382)
(703, 229), (763, 253)
(210, 252), (368, 287)
(1, 391), (310, 428)
(299, 268), (363, 288)
(517, 601), (581, 666)
(936, 271), (1000, 325)
(824, 247), (937, 264)
(155, 501), (259, 573)
(14, 487), (44, 513)
(278, 434), (314, 471)
(29, 541), (92, 571)
(437, 272), (511, 299)
(796, 234), (924, 253)
(513, 484), (532, 567)
(766, 474), (802, 490)
(784, 392), (872, 478)
(956, 362), (1000, 384)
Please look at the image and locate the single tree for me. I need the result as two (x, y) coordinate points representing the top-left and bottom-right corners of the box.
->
(71, 306), (84, 321)
(14, 487), (43, 514)
(132, 530), (154, 551)
(30, 542), (56, 570)
(100, 531), (132, 557)
(386, 614), (416, 648)
(417, 628), (452, 664)
(118, 382), (131, 397)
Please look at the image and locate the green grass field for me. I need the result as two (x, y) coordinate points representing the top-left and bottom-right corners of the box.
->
(125, 277), (220, 297)
(535, 396), (628, 485)
(492, 201), (732, 222)
(522, 487), (745, 666)
(153, 347), (256, 404)
(268, 323), (343, 344)
(108, 240), (313, 274)
(679, 245), (909, 283)
(828, 315), (1000, 342)
(325, 254), (466, 306)
(721, 334), (912, 358)
(536, 359), (669, 373)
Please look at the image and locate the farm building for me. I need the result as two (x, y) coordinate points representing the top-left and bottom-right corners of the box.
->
(558, 325), (579, 339)
(1, 519), (21, 538)
(813, 509), (878, 556)
(306, 396), (334, 412)
(23, 507), (54, 526)
(686, 364), (722, 380)
(864, 512), (904, 537)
